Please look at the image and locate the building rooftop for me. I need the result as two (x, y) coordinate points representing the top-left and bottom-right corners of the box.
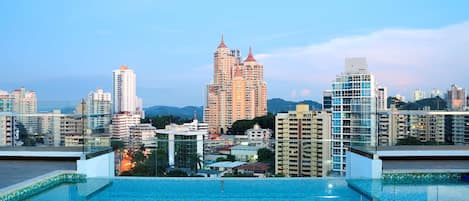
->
(230, 145), (263, 151)
(235, 162), (270, 171)
(207, 161), (246, 169)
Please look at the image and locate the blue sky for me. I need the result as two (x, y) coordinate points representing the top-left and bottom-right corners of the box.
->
(1, 1), (469, 107)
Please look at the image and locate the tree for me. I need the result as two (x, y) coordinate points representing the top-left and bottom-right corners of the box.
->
(216, 155), (235, 162)
(397, 136), (451, 145)
(228, 113), (275, 135)
(142, 115), (191, 129)
(257, 148), (275, 172)
(17, 122), (35, 146)
(111, 140), (125, 151)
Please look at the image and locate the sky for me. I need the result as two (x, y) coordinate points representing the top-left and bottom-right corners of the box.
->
(1, 0), (469, 107)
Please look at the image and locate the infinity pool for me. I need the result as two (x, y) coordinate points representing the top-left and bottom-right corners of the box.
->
(25, 178), (469, 201)
(27, 178), (369, 201)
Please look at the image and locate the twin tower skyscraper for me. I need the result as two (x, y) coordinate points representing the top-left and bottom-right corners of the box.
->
(204, 36), (268, 133)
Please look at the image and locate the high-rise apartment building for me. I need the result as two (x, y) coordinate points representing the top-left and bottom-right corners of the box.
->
(275, 104), (331, 177)
(447, 84), (466, 111)
(331, 57), (377, 174)
(12, 87), (37, 134)
(0, 91), (13, 112)
(87, 88), (112, 134)
(204, 36), (267, 133)
(113, 66), (143, 116)
(378, 109), (469, 146)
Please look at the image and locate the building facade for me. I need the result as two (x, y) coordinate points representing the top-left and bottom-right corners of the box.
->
(322, 90), (332, 111)
(0, 112), (18, 146)
(331, 58), (377, 174)
(245, 123), (272, 147)
(110, 112), (141, 145)
(12, 87), (37, 134)
(378, 109), (469, 146)
(113, 65), (143, 116)
(275, 104), (331, 177)
(0, 91), (13, 112)
(128, 123), (157, 150)
(377, 86), (388, 110)
(156, 120), (208, 169)
(413, 89), (426, 102)
(447, 84), (466, 111)
(87, 88), (112, 134)
(204, 36), (267, 134)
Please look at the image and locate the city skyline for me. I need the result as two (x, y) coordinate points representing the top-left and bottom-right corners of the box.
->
(1, 1), (469, 106)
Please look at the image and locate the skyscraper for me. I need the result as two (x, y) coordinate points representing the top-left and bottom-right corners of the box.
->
(412, 89), (426, 102)
(204, 36), (267, 133)
(87, 88), (112, 134)
(0, 90), (13, 112)
(12, 87), (37, 134)
(447, 84), (466, 111)
(113, 65), (141, 115)
(331, 57), (377, 175)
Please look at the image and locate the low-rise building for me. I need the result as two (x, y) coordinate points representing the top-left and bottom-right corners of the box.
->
(128, 123), (157, 150)
(235, 162), (270, 177)
(156, 119), (208, 169)
(110, 112), (140, 146)
(207, 161), (246, 174)
(230, 145), (262, 162)
(245, 124), (272, 147)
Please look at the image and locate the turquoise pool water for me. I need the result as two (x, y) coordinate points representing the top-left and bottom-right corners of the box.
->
(348, 179), (469, 201)
(25, 178), (469, 201)
(27, 178), (369, 201)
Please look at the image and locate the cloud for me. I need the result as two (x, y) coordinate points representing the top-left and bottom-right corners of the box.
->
(259, 21), (469, 101)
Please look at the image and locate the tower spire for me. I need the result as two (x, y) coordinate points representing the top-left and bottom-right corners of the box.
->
(218, 34), (227, 48)
(244, 46), (256, 62)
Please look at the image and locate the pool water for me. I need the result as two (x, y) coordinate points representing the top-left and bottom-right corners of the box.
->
(27, 178), (369, 201)
(348, 179), (469, 201)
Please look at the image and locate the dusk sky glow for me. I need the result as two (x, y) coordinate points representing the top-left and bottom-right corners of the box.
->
(1, 1), (469, 107)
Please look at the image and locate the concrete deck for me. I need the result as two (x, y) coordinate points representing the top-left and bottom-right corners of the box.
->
(0, 160), (75, 189)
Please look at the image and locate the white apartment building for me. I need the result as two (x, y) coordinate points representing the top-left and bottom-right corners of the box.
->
(110, 112), (141, 145)
(113, 65), (141, 115)
(87, 88), (112, 133)
(331, 57), (377, 175)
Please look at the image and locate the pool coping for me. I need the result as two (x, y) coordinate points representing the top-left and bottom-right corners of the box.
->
(0, 170), (86, 201)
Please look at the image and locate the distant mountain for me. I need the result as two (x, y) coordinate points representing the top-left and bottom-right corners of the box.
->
(398, 97), (447, 110)
(267, 98), (322, 114)
(144, 106), (203, 120)
(143, 98), (322, 120)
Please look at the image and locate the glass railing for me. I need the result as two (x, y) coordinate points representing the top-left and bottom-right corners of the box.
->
(1, 101), (468, 178)
(0, 101), (112, 158)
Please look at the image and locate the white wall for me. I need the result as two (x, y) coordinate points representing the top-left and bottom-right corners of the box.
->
(346, 151), (382, 179)
(77, 152), (115, 177)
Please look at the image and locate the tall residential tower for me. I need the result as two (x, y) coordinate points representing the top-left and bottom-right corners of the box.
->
(331, 58), (377, 175)
(204, 36), (267, 133)
(113, 65), (143, 116)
